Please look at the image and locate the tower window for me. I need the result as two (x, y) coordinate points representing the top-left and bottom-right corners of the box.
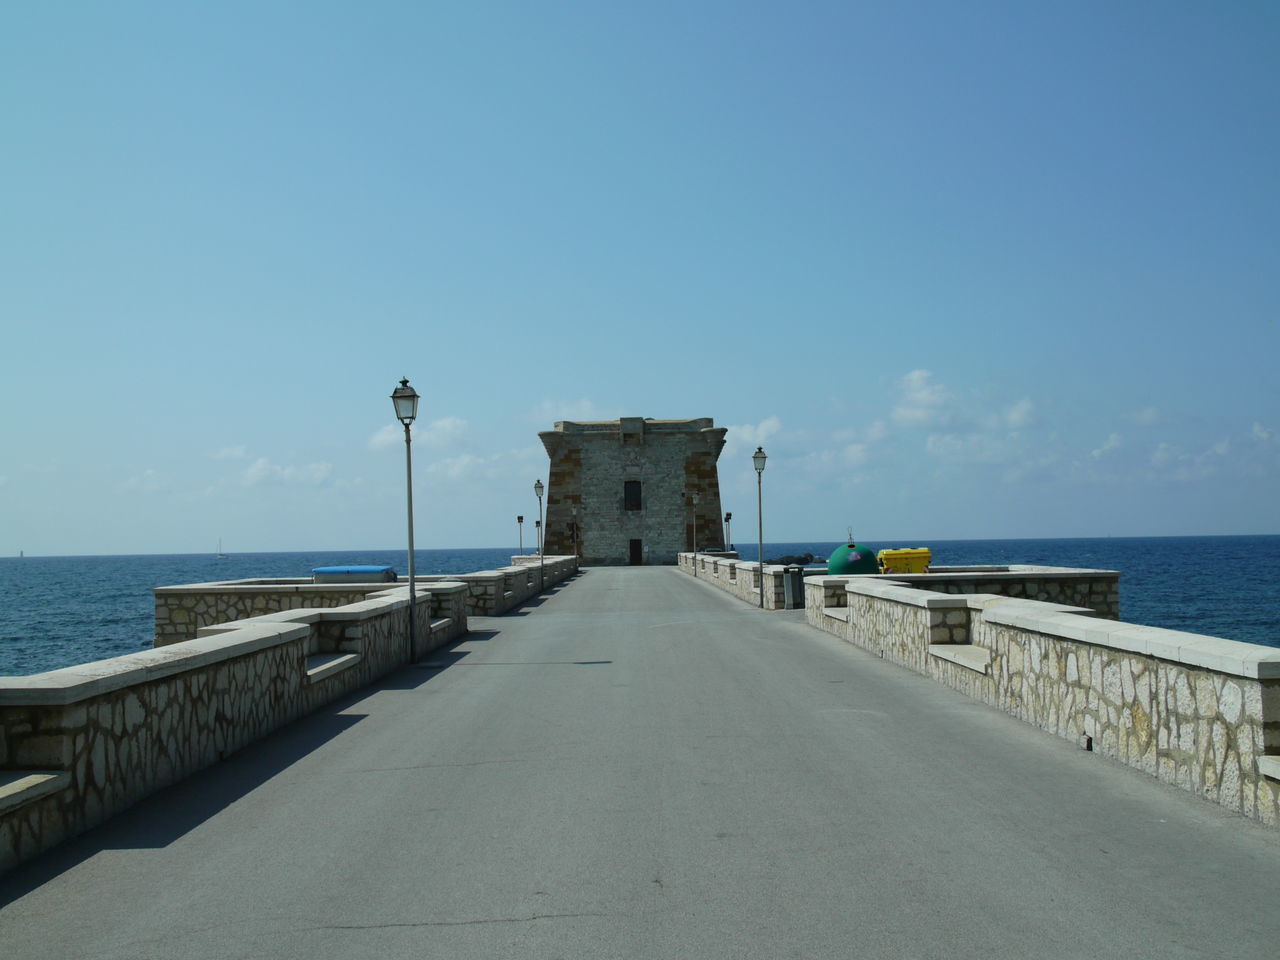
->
(624, 480), (642, 511)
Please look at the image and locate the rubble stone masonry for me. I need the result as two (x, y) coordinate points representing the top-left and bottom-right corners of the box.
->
(803, 573), (1280, 826)
(540, 418), (726, 564)
(0, 557), (580, 875)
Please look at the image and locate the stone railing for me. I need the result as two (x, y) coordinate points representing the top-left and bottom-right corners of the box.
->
(154, 556), (579, 644)
(678, 552), (790, 607)
(153, 581), (390, 646)
(805, 575), (1280, 826)
(1, 556), (580, 876)
(810, 564), (1121, 619)
(434, 555), (579, 616)
(679, 554), (1120, 617)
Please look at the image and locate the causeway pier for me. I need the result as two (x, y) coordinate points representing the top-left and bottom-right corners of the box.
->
(2, 559), (1280, 957)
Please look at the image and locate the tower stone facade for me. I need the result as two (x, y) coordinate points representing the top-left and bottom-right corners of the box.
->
(539, 418), (727, 565)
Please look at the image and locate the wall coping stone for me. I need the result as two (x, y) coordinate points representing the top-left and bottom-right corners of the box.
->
(304, 652), (362, 682)
(6, 577), (482, 707)
(0, 772), (72, 817)
(928, 644), (992, 674)
(843, 579), (973, 608)
(154, 578), (471, 596)
(3, 622), (305, 706)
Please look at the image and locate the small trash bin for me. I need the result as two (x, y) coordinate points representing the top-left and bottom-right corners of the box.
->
(877, 548), (932, 574)
(783, 565), (806, 609)
(312, 565), (398, 584)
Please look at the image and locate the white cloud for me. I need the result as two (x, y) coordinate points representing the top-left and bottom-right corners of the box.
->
(118, 469), (168, 494)
(426, 452), (505, 480)
(925, 432), (1006, 464)
(1004, 398), (1034, 429)
(418, 416), (468, 448)
(1150, 442), (1179, 469)
(723, 416), (782, 459)
(1130, 406), (1161, 427)
(1003, 452), (1064, 485)
(865, 420), (889, 443)
(371, 416), (469, 452)
(509, 443), (548, 463)
(1091, 433), (1122, 459)
(368, 424), (402, 451)
(843, 444), (869, 465)
(1253, 422), (1273, 443)
(532, 399), (622, 424)
(1149, 437), (1231, 480)
(212, 445), (249, 460)
(242, 458), (333, 486)
(891, 370), (951, 428)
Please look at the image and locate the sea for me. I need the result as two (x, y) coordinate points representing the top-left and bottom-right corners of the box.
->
(0, 536), (1277, 676)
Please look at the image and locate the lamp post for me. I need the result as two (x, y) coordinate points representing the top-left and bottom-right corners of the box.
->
(517, 515), (524, 554)
(534, 479), (545, 589)
(391, 377), (420, 660)
(753, 446), (767, 608)
(691, 491), (700, 577)
(724, 511), (732, 550)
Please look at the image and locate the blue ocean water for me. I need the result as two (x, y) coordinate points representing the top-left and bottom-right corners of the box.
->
(0, 537), (1276, 676)
(0, 547), (517, 677)
(739, 535), (1280, 651)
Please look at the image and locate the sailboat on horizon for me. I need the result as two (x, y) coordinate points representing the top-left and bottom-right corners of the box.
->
(216, 539), (229, 560)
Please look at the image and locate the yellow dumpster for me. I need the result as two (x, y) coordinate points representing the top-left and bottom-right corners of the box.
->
(878, 547), (932, 574)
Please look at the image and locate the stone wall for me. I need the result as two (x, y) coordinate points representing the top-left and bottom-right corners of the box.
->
(2, 557), (580, 876)
(679, 554), (1119, 617)
(805, 576), (1280, 826)
(155, 557), (579, 644)
(540, 418), (726, 564)
(154, 582), (383, 646)
(872, 566), (1120, 620)
(425, 556), (577, 616)
(679, 553), (783, 607)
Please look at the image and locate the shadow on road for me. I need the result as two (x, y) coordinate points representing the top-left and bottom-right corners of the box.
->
(508, 576), (581, 614)
(0, 633), (499, 906)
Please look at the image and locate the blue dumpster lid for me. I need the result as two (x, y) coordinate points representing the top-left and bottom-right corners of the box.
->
(311, 565), (396, 575)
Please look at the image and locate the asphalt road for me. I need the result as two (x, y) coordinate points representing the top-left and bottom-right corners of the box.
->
(3, 566), (1279, 959)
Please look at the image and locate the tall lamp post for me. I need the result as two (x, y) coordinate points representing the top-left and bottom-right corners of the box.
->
(724, 511), (732, 550)
(391, 378), (420, 659)
(691, 491), (700, 577)
(534, 479), (545, 589)
(753, 446), (767, 608)
(517, 515), (524, 554)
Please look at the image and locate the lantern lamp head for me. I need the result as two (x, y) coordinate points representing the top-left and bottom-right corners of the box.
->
(391, 378), (419, 424)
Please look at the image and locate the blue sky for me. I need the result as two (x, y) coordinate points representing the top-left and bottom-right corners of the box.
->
(2, 1), (1277, 555)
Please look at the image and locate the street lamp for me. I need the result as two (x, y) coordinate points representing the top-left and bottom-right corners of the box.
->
(517, 515), (524, 554)
(391, 377), (420, 659)
(724, 511), (732, 550)
(753, 446), (767, 608)
(691, 491), (700, 577)
(534, 479), (545, 589)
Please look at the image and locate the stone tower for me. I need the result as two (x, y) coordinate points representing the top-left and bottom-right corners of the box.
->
(539, 417), (727, 565)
